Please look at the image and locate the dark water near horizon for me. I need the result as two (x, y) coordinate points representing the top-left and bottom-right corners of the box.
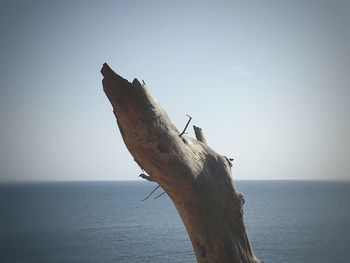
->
(1, 181), (349, 263)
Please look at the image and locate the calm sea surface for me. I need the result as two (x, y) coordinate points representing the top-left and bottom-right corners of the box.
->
(1, 181), (349, 263)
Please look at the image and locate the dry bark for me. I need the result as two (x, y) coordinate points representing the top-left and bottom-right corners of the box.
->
(101, 63), (261, 263)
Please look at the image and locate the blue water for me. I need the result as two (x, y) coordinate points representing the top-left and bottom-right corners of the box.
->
(1, 181), (349, 263)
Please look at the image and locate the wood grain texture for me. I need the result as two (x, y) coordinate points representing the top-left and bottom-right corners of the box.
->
(101, 63), (261, 263)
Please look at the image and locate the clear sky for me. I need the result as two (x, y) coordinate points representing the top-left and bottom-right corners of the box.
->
(0, 0), (349, 182)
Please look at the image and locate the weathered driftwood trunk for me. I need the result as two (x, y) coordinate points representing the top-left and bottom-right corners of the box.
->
(101, 63), (261, 263)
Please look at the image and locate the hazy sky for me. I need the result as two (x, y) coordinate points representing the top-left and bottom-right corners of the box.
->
(0, 0), (349, 181)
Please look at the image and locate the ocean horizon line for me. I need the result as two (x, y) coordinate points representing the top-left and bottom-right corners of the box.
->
(1, 178), (349, 185)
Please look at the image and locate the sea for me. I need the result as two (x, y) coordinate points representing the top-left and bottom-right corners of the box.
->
(1, 180), (349, 263)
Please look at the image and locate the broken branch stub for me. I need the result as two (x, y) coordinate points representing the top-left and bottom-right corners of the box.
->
(101, 63), (261, 263)
(139, 173), (155, 182)
(193, 125), (207, 144)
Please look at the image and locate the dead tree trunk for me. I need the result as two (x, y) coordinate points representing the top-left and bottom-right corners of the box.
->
(101, 63), (261, 263)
